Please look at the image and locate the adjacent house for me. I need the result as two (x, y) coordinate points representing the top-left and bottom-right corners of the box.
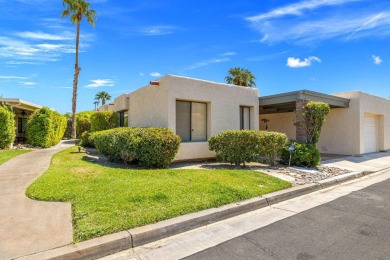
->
(0, 98), (42, 143)
(102, 75), (390, 161)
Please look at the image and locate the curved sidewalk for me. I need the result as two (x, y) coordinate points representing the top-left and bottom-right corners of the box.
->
(0, 140), (75, 260)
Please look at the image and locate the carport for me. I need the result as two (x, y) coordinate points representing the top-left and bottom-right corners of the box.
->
(259, 90), (350, 142)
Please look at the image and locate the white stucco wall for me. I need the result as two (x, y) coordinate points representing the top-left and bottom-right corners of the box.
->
(113, 75), (259, 161)
(165, 75), (259, 161)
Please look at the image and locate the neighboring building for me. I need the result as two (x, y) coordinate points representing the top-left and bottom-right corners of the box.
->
(0, 98), (42, 143)
(102, 75), (390, 161)
(259, 90), (390, 155)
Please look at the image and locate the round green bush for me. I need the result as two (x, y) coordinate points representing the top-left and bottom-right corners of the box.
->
(258, 131), (288, 166)
(76, 111), (96, 137)
(26, 107), (66, 148)
(90, 111), (118, 132)
(280, 140), (321, 167)
(92, 127), (181, 168)
(0, 106), (16, 149)
(209, 130), (260, 166)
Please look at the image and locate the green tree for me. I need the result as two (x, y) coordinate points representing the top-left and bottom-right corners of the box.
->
(95, 91), (111, 105)
(93, 100), (99, 110)
(61, 0), (97, 139)
(225, 67), (256, 87)
(301, 101), (330, 144)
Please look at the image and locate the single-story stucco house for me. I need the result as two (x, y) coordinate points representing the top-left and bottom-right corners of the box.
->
(100, 75), (390, 161)
(0, 98), (42, 143)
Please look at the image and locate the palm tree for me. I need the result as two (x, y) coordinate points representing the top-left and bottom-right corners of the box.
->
(61, 0), (96, 139)
(95, 91), (111, 105)
(225, 67), (256, 87)
(93, 101), (99, 110)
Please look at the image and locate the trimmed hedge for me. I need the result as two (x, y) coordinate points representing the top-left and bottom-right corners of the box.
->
(90, 111), (118, 132)
(280, 140), (321, 167)
(0, 106), (16, 149)
(258, 131), (288, 166)
(209, 130), (288, 166)
(76, 111), (96, 137)
(91, 127), (181, 168)
(26, 107), (67, 148)
(209, 130), (260, 166)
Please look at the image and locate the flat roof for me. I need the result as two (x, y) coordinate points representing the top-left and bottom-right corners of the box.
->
(0, 98), (42, 111)
(259, 90), (350, 114)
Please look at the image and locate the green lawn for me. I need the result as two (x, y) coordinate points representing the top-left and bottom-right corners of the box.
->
(0, 149), (31, 165)
(26, 146), (291, 242)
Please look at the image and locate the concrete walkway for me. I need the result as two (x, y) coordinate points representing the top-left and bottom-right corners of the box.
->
(0, 140), (75, 260)
(322, 151), (390, 172)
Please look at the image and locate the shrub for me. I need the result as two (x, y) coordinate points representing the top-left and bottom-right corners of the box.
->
(26, 107), (67, 148)
(209, 130), (260, 166)
(92, 127), (181, 168)
(297, 101), (330, 144)
(280, 141), (321, 167)
(258, 131), (288, 166)
(76, 111), (96, 137)
(0, 106), (16, 149)
(90, 111), (118, 132)
(79, 131), (94, 147)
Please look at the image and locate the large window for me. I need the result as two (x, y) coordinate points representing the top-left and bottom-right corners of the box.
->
(240, 106), (250, 130)
(176, 101), (207, 142)
(18, 118), (27, 134)
(119, 111), (128, 127)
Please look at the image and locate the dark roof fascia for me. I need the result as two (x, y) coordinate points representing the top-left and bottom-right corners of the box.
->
(259, 90), (350, 108)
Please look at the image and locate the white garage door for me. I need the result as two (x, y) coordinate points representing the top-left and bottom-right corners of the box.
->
(363, 114), (378, 153)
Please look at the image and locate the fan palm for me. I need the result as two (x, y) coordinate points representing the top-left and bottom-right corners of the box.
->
(61, 0), (97, 139)
(225, 67), (256, 87)
(95, 91), (111, 105)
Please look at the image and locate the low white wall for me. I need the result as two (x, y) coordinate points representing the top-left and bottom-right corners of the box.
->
(174, 142), (216, 161)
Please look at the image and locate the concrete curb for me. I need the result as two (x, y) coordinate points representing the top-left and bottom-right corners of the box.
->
(18, 169), (384, 260)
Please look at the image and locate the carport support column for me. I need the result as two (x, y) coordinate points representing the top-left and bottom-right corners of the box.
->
(296, 99), (307, 142)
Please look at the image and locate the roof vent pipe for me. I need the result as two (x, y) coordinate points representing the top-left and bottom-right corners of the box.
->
(150, 81), (159, 86)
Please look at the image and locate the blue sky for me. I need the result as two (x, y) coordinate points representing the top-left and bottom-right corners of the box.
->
(1, 0), (389, 113)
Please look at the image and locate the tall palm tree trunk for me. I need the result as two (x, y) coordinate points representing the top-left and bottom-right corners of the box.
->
(71, 19), (81, 139)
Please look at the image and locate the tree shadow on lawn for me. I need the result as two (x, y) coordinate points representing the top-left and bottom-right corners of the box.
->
(76, 148), (140, 170)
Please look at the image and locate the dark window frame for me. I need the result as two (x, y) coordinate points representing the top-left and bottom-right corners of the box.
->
(118, 111), (128, 127)
(18, 118), (27, 134)
(240, 106), (251, 130)
(176, 100), (208, 142)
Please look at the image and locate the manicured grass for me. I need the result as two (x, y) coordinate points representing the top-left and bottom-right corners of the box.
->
(0, 149), (31, 165)
(26, 146), (292, 242)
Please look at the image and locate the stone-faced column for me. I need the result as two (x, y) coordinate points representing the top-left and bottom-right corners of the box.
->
(295, 99), (307, 142)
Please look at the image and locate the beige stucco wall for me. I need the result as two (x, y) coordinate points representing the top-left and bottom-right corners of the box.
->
(112, 75), (259, 161)
(318, 91), (390, 155)
(164, 75), (259, 161)
(259, 112), (296, 140)
(113, 94), (129, 112)
(127, 82), (169, 128)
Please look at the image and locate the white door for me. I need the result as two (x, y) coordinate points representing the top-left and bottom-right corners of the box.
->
(363, 114), (378, 153)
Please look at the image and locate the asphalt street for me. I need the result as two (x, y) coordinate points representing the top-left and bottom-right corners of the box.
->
(183, 178), (390, 260)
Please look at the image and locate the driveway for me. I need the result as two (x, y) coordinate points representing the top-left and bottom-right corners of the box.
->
(0, 140), (74, 260)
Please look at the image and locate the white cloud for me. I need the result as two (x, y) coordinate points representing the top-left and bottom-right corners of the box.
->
(0, 75), (27, 79)
(20, 81), (36, 85)
(247, 0), (360, 22)
(139, 26), (177, 36)
(287, 56), (321, 68)
(221, 52), (237, 56)
(15, 31), (73, 41)
(246, 0), (390, 44)
(85, 79), (115, 88)
(372, 55), (383, 65)
(139, 72), (145, 76)
(150, 72), (161, 77)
